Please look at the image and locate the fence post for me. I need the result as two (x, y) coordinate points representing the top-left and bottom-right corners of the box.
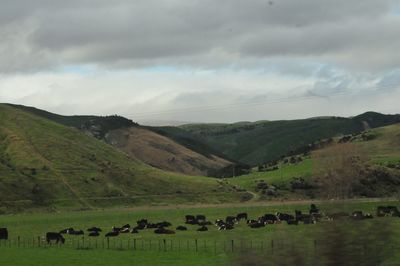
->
(38, 236), (41, 247)
(195, 239), (198, 252)
(18, 236), (20, 248)
(107, 237), (110, 249)
(163, 239), (166, 252)
(231, 240), (234, 252)
(134, 239), (136, 251)
(271, 239), (274, 254)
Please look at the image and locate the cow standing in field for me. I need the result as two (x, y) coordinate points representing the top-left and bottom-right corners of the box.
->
(237, 213), (248, 221)
(46, 232), (65, 244)
(0, 228), (8, 240)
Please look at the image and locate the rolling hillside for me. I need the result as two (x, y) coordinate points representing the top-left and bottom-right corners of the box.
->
(0, 104), (246, 212)
(7, 104), (236, 177)
(229, 123), (400, 200)
(180, 113), (400, 166)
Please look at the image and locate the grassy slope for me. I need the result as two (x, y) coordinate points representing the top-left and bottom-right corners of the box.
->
(228, 124), (400, 199)
(0, 104), (245, 212)
(106, 127), (232, 176)
(8, 104), (236, 177)
(180, 113), (400, 165)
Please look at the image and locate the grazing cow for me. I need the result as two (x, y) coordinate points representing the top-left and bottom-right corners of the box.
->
(352, 211), (364, 220)
(89, 231), (100, 237)
(226, 216), (237, 225)
(219, 224), (234, 230)
(185, 215), (197, 225)
(197, 226), (208, 232)
(261, 214), (279, 224)
(112, 226), (122, 232)
(0, 228), (8, 240)
(287, 220), (299, 225)
(59, 228), (74, 234)
(146, 223), (158, 229)
(120, 228), (130, 234)
(46, 232), (65, 244)
(176, 226), (187, 231)
(196, 215), (206, 222)
(68, 229), (84, 235)
(237, 213), (248, 221)
(105, 231), (119, 237)
(215, 219), (225, 227)
(131, 228), (139, 234)
(121, 224), (131, 229)
(277, 213), (295, 222)
(154, 228), (175, 235)
(87, 227), (102, 232)
(135, 224), (146, 230)
(137, 219), (148, 226)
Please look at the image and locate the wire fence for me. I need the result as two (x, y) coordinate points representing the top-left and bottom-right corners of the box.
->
(0, 237), (320, 253)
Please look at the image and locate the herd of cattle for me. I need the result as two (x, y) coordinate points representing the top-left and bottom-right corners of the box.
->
(0, 205), (399, 245)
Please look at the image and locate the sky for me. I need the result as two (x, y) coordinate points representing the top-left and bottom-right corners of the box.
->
(0, 0), (399, 124)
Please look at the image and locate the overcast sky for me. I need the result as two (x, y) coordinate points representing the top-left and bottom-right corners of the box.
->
(1, 0), (399, 124)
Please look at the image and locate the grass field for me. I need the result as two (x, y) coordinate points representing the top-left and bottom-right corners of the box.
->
(1, 199), (399, 265)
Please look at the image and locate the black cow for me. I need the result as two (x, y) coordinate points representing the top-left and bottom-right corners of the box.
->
(154, 228), (175, 235)
(215, 219), (225, 227)
(176, 226), (187, 231)
(105, 231), (119, 237)
(196, 215), (206, 222)
(68, 229), (84, 235)
(185, 215), (197, 225)
(352, 211), (364, 220)
(237, 213), (248, 221)
(277, 213), (295, 222)
(131, 228), (139, 234)
(46, 232), (65, 244)
(89, 231), (100, 237)
(122, 224), (131, 229)
(59, 228), (74, 234)
(120, 228), (130, 234)
(0, 228), (8, 240)
(218, 224), (234, 230)
(226, 216), (237, 225)
(87, 227), (102, 232)
(137, 219), (148, 226)
(197, 226), (208, 232)
(261, 214), (279, 224)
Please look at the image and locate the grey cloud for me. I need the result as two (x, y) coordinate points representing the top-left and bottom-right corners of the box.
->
(0, 0), (399, 72)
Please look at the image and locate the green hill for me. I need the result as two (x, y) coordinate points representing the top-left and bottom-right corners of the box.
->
(228, 123), (400, 199)
(180, 113), (400, 166)
(0, 104), (246, 213)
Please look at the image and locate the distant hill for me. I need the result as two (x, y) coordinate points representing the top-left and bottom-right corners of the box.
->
(7, 104), (237, 177)
(105, 127), (232, 176)
(179, 112), (400, 166)
(0, 104), (245, 212)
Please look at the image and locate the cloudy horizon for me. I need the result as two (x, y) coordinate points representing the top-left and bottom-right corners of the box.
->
(1, 0), (399, 124)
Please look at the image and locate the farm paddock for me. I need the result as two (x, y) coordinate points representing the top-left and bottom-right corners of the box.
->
(0, 199), (399, 266)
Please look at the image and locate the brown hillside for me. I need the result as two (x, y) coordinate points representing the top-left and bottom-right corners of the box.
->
(105, 127), (232, 176)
